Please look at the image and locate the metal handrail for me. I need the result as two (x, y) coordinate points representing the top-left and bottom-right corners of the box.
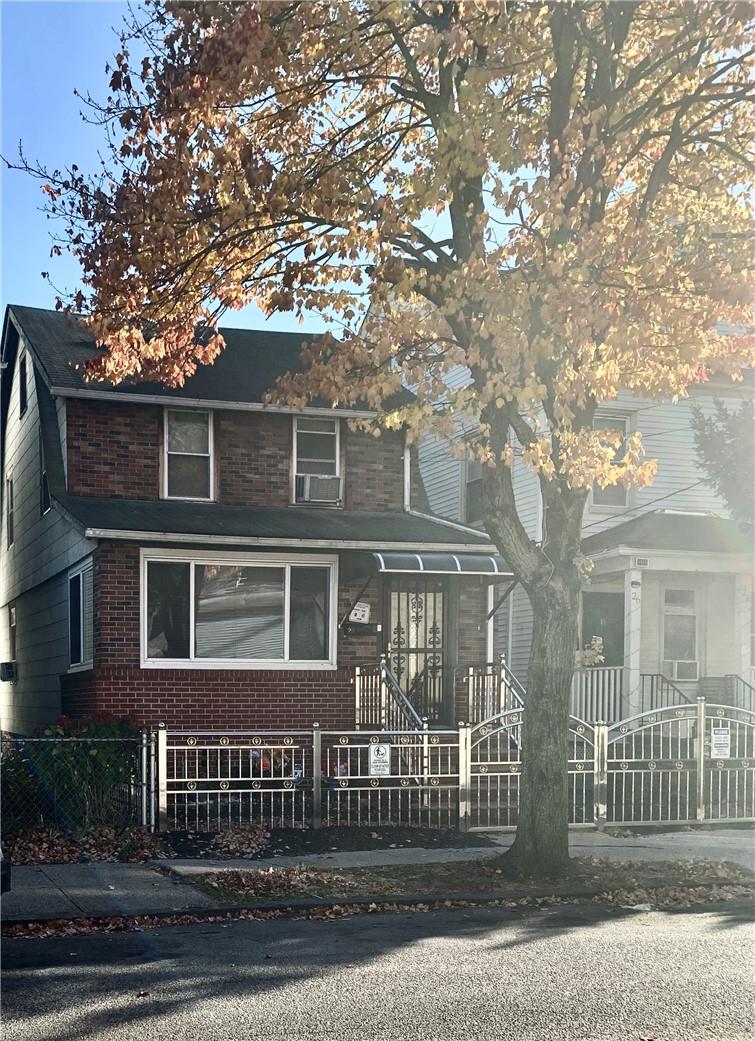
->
(640, 672), (691, 709)
(725, 674), (755, 712)
(380, 655), (424, 730)
(500, 658), (526, 708)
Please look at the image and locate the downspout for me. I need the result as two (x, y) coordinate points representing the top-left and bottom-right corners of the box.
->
(403, 438), (411, 511)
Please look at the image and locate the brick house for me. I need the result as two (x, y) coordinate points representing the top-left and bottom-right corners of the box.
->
(0, 305), (509, 734)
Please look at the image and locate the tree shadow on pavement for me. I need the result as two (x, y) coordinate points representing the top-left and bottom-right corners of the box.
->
(3, 899), (753, 1041)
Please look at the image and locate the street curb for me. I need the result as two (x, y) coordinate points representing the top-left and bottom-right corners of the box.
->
(3, 878), (753, 930)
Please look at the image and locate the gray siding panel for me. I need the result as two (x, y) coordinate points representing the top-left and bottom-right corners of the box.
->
(1, 341), (95, 732)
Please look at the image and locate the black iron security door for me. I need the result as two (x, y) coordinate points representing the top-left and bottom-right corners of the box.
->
(386, 576), (448, 724)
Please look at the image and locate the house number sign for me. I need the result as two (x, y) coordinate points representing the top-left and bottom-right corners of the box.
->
(369, 743), (391, 776)
(710, 728), (731, 759)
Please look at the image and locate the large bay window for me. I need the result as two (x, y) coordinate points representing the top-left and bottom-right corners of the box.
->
(143, 552), (336, 667)
(164, 409), (213, 500)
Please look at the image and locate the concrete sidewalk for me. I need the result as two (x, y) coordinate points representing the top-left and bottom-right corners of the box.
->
(167, 827), (755, 875)
(2, 828), (752, 923)
(1, 862), (222, 922)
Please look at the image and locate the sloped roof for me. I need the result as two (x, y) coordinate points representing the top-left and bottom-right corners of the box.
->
(582, 510), (752, 556)
(55, 493), (495, 551)
(6, 305), (411, 412)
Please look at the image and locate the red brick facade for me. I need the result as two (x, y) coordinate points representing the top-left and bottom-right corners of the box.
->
(66, 399), (162, 499)
(56, 397), (485, 730)
(60, 539), (487, 729)
(64, 399), (422, 511)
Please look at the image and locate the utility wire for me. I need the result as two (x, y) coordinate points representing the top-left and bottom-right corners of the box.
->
(581, 480), (706, 532)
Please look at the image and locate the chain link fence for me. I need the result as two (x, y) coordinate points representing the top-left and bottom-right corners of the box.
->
(1, 733), (150, 835)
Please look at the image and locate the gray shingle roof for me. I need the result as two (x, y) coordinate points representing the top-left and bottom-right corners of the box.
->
(582, 510), (752, 555)
(7, 305), (412, 411)
(56, 493), (495, 551)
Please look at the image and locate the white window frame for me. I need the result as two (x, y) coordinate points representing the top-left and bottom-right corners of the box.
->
(5, 471), (13, 549)
(140, 548), (338, 670)
(39, 427), (51, 516)
(590, 413), (630, 511)
(662, 587), (698, 674)
(162, 408), (214, 502)
(292, 416), (341, 480)
(68, 559), (94, 672)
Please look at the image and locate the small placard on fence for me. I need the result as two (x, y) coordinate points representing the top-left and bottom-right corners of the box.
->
(711, 727), (731, 759)
(369, 743), (391, 776)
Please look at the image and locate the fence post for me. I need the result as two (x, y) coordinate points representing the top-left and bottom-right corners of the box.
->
(467, 667), (474, 725)
(312, 723), (322, 830)
(140, 729), (149, 828)
(696, 697), (706, 823)
(379, 654), (387, 729)
(458, 723), (471, 831)
(157, 722), (168, 831)
(354, 667), (361, 729)
(148, 730), (157, 832)
(593, 722), (608, 830)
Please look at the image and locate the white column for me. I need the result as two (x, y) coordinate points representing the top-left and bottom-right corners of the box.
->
(624, 568), (642, 715)
(733, 572), (753, 679)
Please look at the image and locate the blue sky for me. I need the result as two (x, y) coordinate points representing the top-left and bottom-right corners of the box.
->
(0, 0), (324, 332)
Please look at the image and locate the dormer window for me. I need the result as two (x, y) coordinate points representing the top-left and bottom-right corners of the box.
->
(164, 409), (213, 501)
(293, 417), (342, 505)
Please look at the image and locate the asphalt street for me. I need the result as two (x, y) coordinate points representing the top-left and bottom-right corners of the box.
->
(3, 903), (753, 1041)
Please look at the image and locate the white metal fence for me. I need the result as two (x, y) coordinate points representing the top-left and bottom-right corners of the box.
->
(151, 699), (755, 832)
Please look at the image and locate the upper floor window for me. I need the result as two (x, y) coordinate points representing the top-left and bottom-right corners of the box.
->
(19, 355), (27, 417)
(294, 417), (339, 476)
(6, 474), (13, 548)
(592, 415), (628, 509)
(164, 409), (213, 501)
(39, 429), (51, 516)
(143, 552), (336, 668)
(464, 459), (483, 524)
(293, 417), (342, 505)
(69, 562), (94, 668)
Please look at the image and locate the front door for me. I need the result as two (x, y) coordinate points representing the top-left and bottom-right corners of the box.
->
(386, 577), (447, 723)
(581, 592), (624, 666)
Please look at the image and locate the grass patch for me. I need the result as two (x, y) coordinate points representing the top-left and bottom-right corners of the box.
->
(197, 855), (754, 905)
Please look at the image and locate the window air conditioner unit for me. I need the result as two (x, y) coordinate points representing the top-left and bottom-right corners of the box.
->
(295, 474), (343, 505)
(0, 661), (17, 682)
(663, 660), (699, 681)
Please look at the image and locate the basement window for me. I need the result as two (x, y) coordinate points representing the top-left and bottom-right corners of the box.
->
(142, 551), (336, 669)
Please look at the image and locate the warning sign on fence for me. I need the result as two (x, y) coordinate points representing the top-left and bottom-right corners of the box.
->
(369, 743), (391, 776)
(711, 728), (731, 759)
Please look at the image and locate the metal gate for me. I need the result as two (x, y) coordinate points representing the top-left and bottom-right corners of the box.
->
(387, 576), (447, 724)
(465, 710), (595, 831)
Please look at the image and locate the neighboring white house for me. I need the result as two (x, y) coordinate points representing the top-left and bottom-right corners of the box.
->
(419, 373), (754, 718)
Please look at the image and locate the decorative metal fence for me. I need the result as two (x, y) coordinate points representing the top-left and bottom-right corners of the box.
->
(319, 728), (459, 829)
(149, 700), (755, 833)
(157, 728), (312, 831)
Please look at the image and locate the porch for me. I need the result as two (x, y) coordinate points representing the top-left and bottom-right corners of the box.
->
(354, 657), (755, 727)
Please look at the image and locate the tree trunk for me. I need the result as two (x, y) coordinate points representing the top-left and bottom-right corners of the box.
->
(505, 575), (580, 874)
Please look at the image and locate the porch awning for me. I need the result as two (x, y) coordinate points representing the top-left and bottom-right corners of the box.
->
(372, 551), (511, 576)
